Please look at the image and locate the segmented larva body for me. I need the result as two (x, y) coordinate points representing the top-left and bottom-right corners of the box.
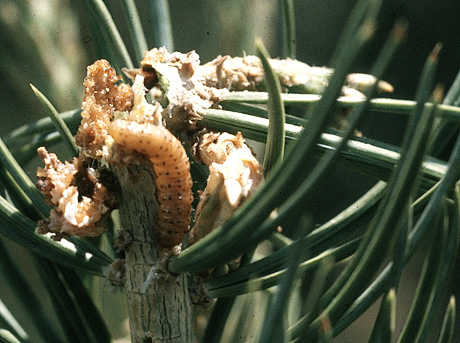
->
(108, 120), (193, 248)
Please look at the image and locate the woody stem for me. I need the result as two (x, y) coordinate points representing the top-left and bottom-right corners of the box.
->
(112, 161), (193, 343)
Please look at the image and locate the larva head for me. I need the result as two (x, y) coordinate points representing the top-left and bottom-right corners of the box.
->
(141, 65), (159, 89)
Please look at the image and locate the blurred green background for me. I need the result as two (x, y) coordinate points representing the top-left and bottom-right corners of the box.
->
(0, 0), (459, 341)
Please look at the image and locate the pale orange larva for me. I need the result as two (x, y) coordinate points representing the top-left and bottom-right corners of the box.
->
(108, 120), (193, 248)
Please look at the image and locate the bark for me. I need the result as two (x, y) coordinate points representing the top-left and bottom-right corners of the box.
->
(113, 162), (193, 343)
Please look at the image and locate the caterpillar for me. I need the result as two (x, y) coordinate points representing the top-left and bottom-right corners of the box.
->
(108, 119), (193, 248)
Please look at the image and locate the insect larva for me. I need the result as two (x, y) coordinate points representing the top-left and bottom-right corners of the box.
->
(108, 120), (193, 248)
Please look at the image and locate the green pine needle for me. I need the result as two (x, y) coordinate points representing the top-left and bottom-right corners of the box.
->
(256, 38), (285, 175)
(30, 84), (79, 157)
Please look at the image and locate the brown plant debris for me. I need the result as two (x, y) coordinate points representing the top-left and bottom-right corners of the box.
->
(124, 47), (226, 132)
(124, 47), (393, 132)
(75, 59), (133, 159)
(36, 148), (116, 239)
(188, 131), (264, 245)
